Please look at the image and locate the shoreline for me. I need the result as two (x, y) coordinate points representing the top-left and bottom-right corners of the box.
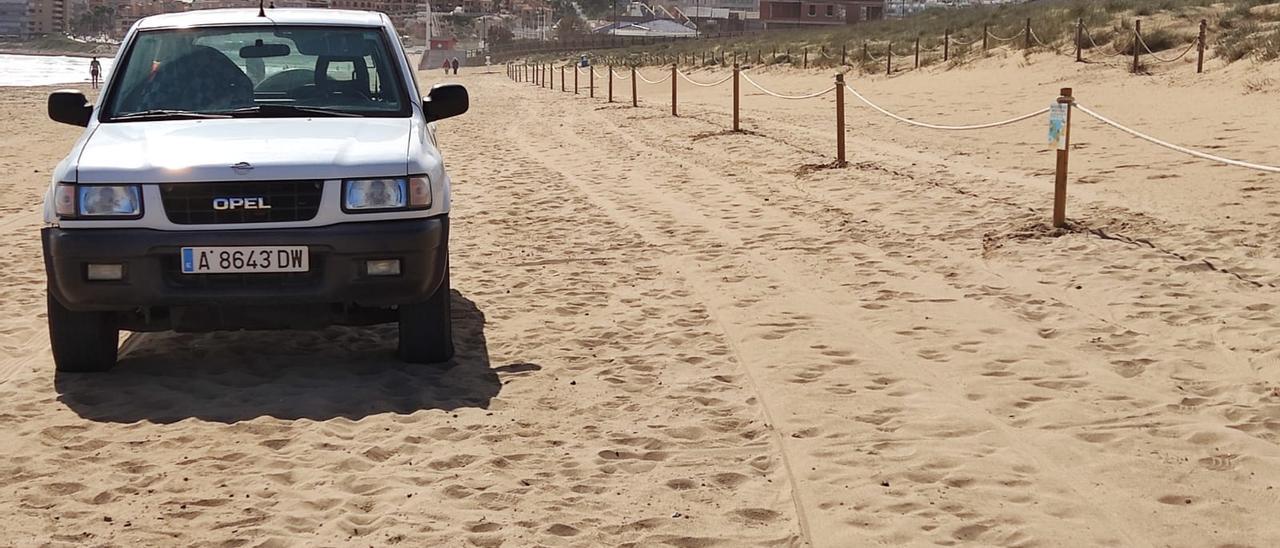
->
(0, 48), (101, 58)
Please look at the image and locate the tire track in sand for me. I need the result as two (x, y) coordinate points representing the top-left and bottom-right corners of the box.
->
(494, 73), (1265, 546)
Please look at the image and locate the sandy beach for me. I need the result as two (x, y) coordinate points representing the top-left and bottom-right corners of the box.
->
(3, 48), (1280, 546)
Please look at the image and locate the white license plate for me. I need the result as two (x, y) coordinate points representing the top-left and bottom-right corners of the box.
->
(180, 246), (309, 274)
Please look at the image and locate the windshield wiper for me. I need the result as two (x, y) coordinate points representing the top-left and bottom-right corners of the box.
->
(218, 105), (362, 118)
(110, 109), (234, 121)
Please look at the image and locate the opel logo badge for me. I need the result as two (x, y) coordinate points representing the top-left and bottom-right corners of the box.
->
(230, 161), (254, 175)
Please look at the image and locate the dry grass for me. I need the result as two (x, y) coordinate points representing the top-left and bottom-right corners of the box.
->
(519, 0), (1280, 71)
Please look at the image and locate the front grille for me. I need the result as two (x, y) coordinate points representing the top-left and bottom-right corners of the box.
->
(159, 181), (324, 225)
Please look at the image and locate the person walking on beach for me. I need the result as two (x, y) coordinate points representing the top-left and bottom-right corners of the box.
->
(89, 57), (101, 89)
(441, 58), (450, 74)
(451, 57), (459, 75)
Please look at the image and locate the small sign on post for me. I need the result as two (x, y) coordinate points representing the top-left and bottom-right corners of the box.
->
(1050, 88), (1074, 228)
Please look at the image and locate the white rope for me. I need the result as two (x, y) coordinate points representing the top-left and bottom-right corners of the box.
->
(1075, 104), (1280, 173)
(987, 28), (1025, 42)
(676, 70), (733, 87)
(740, 72), (835, 99)
(845, 84), (1047, 130)
(949, 36), (981, 46)
(1085, 28), (1129, 57)
(1030, 28), (1067, 54)
(865, 49), (884, 63)
(636, 71), (673, 84)
(611, 69), (630, 80)
(1136, 33), (1198, 63)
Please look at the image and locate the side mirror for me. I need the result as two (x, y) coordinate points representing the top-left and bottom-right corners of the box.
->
(48, 90), (93, 127)
(423, 84), (468, 123)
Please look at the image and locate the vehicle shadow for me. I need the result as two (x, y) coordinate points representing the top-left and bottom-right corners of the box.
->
(53, 291), (538, 424)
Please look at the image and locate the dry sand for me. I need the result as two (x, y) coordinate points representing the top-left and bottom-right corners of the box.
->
(2, 48), (1280, 546)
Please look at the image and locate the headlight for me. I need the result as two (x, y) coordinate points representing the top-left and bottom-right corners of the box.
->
(342, 176), (431, 212)
(55, 184), (142, 218)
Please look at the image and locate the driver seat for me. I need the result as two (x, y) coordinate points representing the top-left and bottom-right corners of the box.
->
(315, 56), (370, 98)
(136, 46), (255, 112)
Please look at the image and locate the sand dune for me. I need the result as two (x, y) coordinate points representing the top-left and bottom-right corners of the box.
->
(2, 49), (1279, 546)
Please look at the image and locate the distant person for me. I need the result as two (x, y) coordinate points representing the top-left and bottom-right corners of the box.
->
(451, 57), (459, 75)
(441, 58), (450, 74)
(89, 57), (101, 89)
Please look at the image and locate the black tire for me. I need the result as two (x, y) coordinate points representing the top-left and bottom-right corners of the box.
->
(47, 291), (119, 373)
(397, 264), (454, 365)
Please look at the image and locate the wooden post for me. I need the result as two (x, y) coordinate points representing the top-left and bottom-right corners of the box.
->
(887, 42), (892, 75)
(590, 65), (595, 98)
(1024, 17), (1031, 49)
(863, 41), (868, 63)
(1197, 19), (1206, 73)
(1053, 87), (1074, 228)
(1132, 19), (1141, 74)
(732, 63), (740, 132)
(804, 47), (808, 68)
(835, 73), (846, 166)
(671, 63), (677, 116)
(561, 65), (565, 91)
(914, 35), (920, 68)
(983, 24), (989, 50)
(631, 65), (637, 107)
(1075, 18), (1083, 62)
(772, 44), (777, 61)
(944, 29), (950, 61)
(842, 44), (847, 65)
(608, 65), (614, 102)
(574, 65), (579, 94)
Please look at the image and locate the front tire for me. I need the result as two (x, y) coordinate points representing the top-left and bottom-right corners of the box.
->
(47, 292), (119, 372)
(397, 265), (454, 365)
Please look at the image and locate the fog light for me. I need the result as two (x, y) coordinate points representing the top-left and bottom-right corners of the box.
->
(86, 263), (124, 281)
(365, 259), (401, 277)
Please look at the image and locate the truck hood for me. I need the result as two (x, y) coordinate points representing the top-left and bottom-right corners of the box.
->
(74, 118), (416, 183)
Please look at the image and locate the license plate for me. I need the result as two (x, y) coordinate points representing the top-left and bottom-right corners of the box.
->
(180, 246), (308, 274)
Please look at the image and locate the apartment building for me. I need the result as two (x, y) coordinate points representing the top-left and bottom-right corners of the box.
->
(25, 0), (69, 35)
(0, 0), (27, 36)
(759, 0), (882, 27)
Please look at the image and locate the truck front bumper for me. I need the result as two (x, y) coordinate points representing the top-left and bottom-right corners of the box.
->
(42, 217), (448, 314)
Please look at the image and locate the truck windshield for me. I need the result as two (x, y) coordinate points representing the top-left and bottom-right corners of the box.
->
(103, 25), (409, 120)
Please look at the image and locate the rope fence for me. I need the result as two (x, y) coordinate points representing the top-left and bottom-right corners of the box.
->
(507, 59), (1277, 229)
(576, 16), (1213, 77)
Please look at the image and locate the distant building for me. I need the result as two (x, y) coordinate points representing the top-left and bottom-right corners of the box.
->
(593, 18), (696, 38)
(25, 0), (69, 35)
(0, 0), (28, 37)
(759, 0), (882, 28)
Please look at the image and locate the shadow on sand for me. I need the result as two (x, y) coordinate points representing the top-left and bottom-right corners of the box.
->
(54, 291), (539, 423)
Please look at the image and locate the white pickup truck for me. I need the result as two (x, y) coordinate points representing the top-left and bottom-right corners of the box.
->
(42, 8), (468, 372)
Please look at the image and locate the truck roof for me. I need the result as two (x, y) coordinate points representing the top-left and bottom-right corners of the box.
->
(135, 8), (388, 30)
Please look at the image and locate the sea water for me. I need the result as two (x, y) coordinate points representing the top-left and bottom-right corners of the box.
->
(0, 53), (113, 87)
